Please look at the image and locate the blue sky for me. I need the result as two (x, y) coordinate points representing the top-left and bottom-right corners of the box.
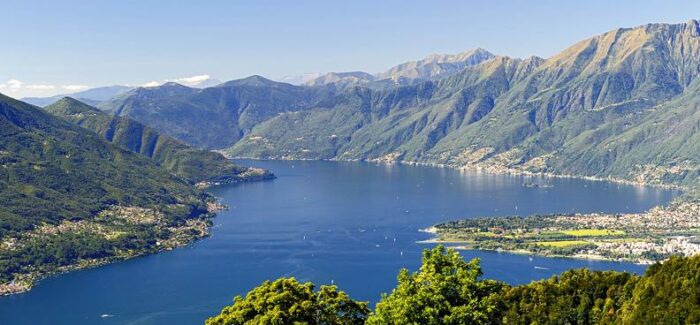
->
(2, 0), (699, 98)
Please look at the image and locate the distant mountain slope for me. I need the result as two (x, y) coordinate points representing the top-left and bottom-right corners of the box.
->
(44, 97), (273, 184)
(22, 85), (132, 107)
(304, 48), (496, 90)
(228, 20), (700, 186)
(98, 77), (334, 148)
(305, 71), (376, 88)
(0, 93), (213, 290)
(375, 48), (497, 82)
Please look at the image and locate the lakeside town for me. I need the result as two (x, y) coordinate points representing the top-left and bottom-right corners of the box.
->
(0, 204), (223, 296)
(427, 200), (700, 264)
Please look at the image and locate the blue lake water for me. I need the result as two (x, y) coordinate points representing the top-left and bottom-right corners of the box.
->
(0, 160), (679, 324)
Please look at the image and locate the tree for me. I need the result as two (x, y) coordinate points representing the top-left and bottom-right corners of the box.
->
(498, 269), (637, 324)
(367, 245), (506, 325)
(620, 256), (700, 324)
(205, 277), (369, 325)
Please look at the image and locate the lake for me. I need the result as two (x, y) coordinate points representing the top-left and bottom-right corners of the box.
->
(0, 160), (679, 324)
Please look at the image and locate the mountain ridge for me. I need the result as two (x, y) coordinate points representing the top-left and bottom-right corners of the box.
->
(22, 85), (132, 107)
(45, 97), (273, 185)
(0, 93), (215, 293)
(304, 48), (497, 90)
(94, 19), (700, 187)
(226, 19), (700, 186)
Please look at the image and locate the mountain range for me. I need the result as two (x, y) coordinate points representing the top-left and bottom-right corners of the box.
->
(0, 93), (214, 288)
(22, 85), (132, 107)
(300, 48), (496, 91)
(44, 97), (272, 185)
(21, 76), (222, 108)
(2, 18), (700, 297)
(93, 20), (700, 187)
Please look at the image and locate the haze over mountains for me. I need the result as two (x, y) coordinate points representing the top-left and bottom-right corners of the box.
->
(21, 75), (222, 107)
(22, 85), (132, 107)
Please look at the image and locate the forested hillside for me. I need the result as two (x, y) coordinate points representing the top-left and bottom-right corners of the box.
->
(45, 97), (273, 185)
(0, 94), (214, 294)
(98, 78), (334, 148)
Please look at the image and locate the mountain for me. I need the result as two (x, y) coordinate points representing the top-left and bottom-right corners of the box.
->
(22, 85), (132, 107)
(304, 48), (496, 90)
(90, 20), (700, 187)
(44, 97), (273, 185)
(276, 73), (323, 85)
(226, 20), (700, 186)
(0, 93), (213, 292)
(375, 48), (497, 82)
(21, 77), (223, 108)
(98, 76), (334, 148)
(304, 71), (376, 88)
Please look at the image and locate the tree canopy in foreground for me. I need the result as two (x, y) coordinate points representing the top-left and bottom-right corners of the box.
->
(207, 246), (700, 324)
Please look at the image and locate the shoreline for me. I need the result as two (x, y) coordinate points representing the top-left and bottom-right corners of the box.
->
(0, 203), (230, 297)
(0, 221), (213, 297)
(4, 158), (685, 295)
(417, 226), (652, 265)
(418, 239), (655, 265)
(419, 200), (700, 266)
(230, 156), (686, 191)
(234, 158), (689, 265)
(392, 159), (683, 191)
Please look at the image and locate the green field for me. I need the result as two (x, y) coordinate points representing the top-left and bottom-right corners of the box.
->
(535, 240), (591, 248)
(561, 229), (625, 237)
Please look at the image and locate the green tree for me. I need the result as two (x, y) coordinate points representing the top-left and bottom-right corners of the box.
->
(620, 255), (700, 324)
(498, 268), (637, 324)
(367, 245), (506, 325)
(205, 277), (369, 325)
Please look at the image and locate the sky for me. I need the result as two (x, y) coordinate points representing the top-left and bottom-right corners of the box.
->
(2, 0), (699, 98)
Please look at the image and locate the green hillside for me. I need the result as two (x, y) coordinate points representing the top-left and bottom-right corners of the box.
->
(98, 77), (334, 149)
(45, 97), (273, 185)
(225, 20), (700, 186)
(0, 94), (213, 293)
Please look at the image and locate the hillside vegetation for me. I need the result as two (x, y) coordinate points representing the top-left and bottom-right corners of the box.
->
(0, 94), (214, 293)
(226, 21), (700, 186)
(98, 78), (334, 148)
(95, 21), (700, 187)
(44, 97), (273, 185)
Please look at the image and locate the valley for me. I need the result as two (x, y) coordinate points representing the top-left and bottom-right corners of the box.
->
(2, 10), (700, 323)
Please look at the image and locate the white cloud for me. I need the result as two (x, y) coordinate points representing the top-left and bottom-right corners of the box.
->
(142, 81), (161, 88)
(62, 85), (89, 91)
(172, 74), (211, 84)
(7, 79), (23, 89)
(0, 79), (90, 98)
(136, 74), (217, 89)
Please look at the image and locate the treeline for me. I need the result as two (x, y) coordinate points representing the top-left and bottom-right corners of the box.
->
(206, 246), (700, 324)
